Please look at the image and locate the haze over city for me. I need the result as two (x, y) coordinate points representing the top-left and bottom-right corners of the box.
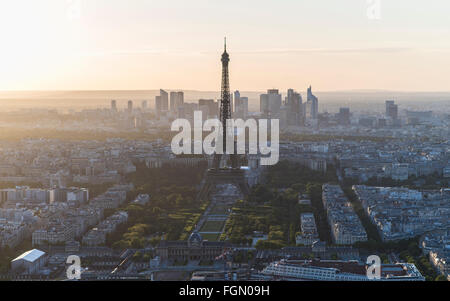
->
(0, 0), (449, 289)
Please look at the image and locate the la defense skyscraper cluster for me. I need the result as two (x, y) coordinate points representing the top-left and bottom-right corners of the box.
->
(260, 86), (319, 128)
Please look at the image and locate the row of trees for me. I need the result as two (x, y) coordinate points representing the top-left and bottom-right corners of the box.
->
(344, 173), (448, 190)
(342, 186), (382, 243)
(224, 161), (337, 248)
(399, 249), (444, 281)
(106, 164), (208, 249)
(0, 240), (32, 274)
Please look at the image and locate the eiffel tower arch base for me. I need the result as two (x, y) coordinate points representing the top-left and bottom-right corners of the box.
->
(197, 168), (250, 201)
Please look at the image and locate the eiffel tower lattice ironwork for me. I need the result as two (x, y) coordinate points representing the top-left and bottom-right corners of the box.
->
(198, 38), (249, 201)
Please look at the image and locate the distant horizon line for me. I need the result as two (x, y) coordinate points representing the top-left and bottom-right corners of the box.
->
(2, 89), (450, 94)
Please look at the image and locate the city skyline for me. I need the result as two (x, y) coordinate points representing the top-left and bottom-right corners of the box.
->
(0, 0), (449, 287)
(1, 0), (450, 92)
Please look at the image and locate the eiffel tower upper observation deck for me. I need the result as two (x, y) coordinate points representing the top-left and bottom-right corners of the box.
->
(198, 39), (249, 201)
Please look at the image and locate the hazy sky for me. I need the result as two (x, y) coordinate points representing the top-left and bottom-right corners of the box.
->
(1, 0), (450, 91)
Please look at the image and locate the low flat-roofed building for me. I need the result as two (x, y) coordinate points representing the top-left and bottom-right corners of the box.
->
(261, 259), (425, 281)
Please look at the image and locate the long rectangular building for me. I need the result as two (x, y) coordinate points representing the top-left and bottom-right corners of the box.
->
(261, 259), (425, 281)
(322, 184), (367, 245)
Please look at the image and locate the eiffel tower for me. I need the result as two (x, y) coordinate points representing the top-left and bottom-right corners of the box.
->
(197, 38), (249, 201)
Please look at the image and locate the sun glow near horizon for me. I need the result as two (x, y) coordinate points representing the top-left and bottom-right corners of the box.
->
(1, 0), (450, 92)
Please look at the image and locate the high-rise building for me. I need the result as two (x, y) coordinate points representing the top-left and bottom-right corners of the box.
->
(155, 96), (162, 112)
(199, 99), (218, 118)
(177, 92), (184, 110)
(160, 89), (169, 111)
(234, 90), (240, 105)
(111, 100), (117, 112)
(306, 86), (319, 119)
(268, 89), (282, 116)
(285, 89), (303, 126)
(170, 91), (184, 112)
(241, 97), (248, 116)
(260, 94), (269, 115)
(177, 102), (198, 120)
(260, 89), (281, 116)
(127, 100), (133, 113)
(377, 118), (387, 128)
(234, 90), (248, 119)
(155, 89), (169, 113)
(386, 100), (398, 120)
(141, 100), (148, 111)
(338, 107), (351, 125)
(170, 92), (177, 112)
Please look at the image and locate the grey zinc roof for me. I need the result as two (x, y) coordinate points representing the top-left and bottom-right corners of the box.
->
(12, 249), (46, 263)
